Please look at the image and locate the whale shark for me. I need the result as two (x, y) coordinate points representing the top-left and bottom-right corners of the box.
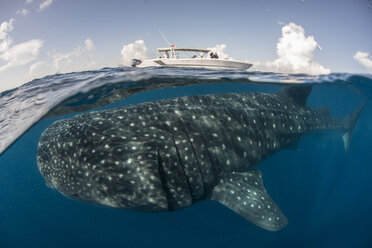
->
(37, 86), (365, 231)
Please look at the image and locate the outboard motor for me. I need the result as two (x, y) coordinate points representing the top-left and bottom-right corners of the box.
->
(131, 59), (142, 67)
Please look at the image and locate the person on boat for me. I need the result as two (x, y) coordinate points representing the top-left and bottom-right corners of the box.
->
(210, 52), (219, 59)
(163, 51), (169, 59)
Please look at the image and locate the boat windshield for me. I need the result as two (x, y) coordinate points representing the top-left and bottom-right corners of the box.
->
(158, 47), (212, 59)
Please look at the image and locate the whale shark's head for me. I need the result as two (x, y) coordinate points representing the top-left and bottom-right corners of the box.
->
(37, 111), (169, 212)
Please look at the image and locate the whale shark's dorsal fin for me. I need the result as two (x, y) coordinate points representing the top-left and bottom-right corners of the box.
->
(210, 170), (288, 231)
(276, 85), (313, 106)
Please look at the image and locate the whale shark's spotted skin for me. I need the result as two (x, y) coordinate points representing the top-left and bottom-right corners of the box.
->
(37, 86), (364, 231)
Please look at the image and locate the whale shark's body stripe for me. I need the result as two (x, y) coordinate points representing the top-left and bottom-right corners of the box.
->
(37, 86), (366, 231)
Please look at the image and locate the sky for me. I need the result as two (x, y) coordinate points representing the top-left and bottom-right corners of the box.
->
(0, 0), (371, 92)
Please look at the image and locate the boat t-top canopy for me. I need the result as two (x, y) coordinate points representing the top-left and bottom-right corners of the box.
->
(158, 48), (211, 53)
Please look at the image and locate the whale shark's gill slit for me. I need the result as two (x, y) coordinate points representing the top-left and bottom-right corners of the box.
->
(157, 148), (172, 211)
(172, 137), (193, 203)
(179, 121), (206, 195)
(199, 130), (219, 178)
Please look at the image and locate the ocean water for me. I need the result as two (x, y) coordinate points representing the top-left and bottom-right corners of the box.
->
(0, 67), (371, 248)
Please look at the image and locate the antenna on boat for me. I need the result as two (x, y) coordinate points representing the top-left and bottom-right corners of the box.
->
(159, 29), (172, 47)
(158, 29), (176, 58)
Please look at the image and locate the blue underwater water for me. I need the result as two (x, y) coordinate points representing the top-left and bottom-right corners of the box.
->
(0, 67), (371, 248)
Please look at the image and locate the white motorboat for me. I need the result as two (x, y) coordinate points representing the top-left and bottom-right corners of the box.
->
(131, 46), (253, 70)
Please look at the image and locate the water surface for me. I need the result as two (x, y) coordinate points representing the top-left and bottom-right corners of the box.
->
(0, 67), (371, 247)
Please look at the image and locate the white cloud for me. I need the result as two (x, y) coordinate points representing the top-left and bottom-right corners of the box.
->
(0, 18), (45, 91)
(29, 61), (45, 75)
(208, 44), (230, 60)
(0, 19), (15, 38)
(26, 60), (55, 82)
(26, 0), (33, 3)
(39, 0), (53, 11)
(121, 40), (147, 66)
(1, 19), (44, 73)
(0, 39), (44, 72)
(17, 9), (29, 16)
(353, 51), (372, 70)
(0, 19), (15, 53)
(252, 22), (330, 75)
(51, 38), (96, 72)
(85, 38), (95, 51)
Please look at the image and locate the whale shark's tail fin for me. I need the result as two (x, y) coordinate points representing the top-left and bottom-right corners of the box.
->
(210, 170), (288, 231)
(341, 100), (367, 151)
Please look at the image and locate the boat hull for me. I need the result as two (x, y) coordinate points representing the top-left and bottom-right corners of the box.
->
(137, 58), (253, 70)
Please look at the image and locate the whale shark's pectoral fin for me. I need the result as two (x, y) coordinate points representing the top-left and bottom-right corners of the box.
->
(210, 170), (288, 231)
(341, 100), (367, 152)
